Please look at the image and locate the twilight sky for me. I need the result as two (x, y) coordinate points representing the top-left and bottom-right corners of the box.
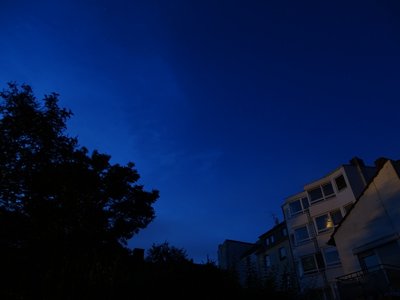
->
(1, 0), (400, 262)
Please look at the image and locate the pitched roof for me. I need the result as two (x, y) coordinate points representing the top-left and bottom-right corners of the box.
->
(328, 158), (398, 246)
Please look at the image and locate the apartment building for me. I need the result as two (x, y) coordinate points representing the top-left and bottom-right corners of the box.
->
(282, 157), (376, 299)
(330, 159), (400, 299)
(218, 239), (254, 274)
(238, 221), (296, 290)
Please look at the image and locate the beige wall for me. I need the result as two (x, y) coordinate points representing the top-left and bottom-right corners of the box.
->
(334, 161), (400, 274)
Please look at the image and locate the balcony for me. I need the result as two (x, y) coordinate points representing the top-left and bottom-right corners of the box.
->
(336, 264), (400, 299)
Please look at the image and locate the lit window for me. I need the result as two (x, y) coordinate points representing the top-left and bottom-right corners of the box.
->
(335, 175), (347, 191)
(315, 214), (330, 233)
(315, 210), (343, 233)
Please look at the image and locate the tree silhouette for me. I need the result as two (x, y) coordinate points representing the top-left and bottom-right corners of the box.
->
(0, 83), (159, 298)
(146, 241), (190, 264)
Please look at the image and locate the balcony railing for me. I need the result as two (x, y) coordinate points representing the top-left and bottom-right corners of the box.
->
(336, 264), (400, 300)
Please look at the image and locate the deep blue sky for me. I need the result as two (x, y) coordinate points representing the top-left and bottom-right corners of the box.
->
(1, 0), (400, 262)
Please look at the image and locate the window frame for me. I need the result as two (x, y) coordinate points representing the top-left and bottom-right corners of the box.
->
(282, 227), (288, 237)
(279, 247), (287, 260)
(264, 254), (271, 270)
(314, 209), (343, 234)
(294, 225), (310, 244)
(323, 247), (341, 266)
(288, 197), (310, 217)
(301, 254), (318, 274)
(307, 182), (336, 204)
(335, 174), (348, 192)
(301, 253), (325, 274)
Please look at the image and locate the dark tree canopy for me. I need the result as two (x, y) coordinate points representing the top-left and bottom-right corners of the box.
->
(146, 241), (190, 264)
(0, 83), (159, 298)
(0, 83), (158, 246)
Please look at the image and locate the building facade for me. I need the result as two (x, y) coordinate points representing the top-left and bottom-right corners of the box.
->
(331, 159), (400, 299)
(218, 239), (254, 275)
(237, 221), (296, 291)
(282, 158), (376, 299)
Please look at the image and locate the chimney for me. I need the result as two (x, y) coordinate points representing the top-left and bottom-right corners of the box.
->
(350, 157), (365, 168)
(350, 157), (367, 186)
(374, 157), (389, 170)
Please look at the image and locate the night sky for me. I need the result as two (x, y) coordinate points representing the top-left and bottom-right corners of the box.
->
(1, 0), (400, 262)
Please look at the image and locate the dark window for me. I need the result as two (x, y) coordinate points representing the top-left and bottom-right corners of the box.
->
(264, 255), (271, 269)
(358, 251), (379, 271)
(322, 182), (335, 197)
(335, 175), (347, 191)
(295, 226), (309, 243)
(279, 247), (287, 260)
(301, 255), (317, 273)
(289, 200), (302, 215)
(309, 187), (323, 202)
(330, 209), (343, 226)
(315, 214), (330, 233)
(282, 227), (288, 237)
(301, 197), (310, 209)
(324, 248), (340, 266)
(308, 183), (336, 204)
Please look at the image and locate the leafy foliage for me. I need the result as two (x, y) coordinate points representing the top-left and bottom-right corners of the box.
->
(146, 241), (190, 264)
(0, 83), (159, 298)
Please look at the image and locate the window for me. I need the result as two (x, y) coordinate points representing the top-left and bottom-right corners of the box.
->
(264, 255), (271, 269)
(301, 197), (310, 209)
(301, 255), (317, 273)
(330, 209), (343, 225)
(307, 182), (336, 204)
(315, 214), (330, 233)
(288, 197), (309, 217)
(289, 200), (302, 215)
(294, 226), (310, 243)
(335, 174), (347, 191)
(358, 251), (379, 271)
(282, 227), (288, 237)
(279, 247), (287, 260)
(301, 253), (325, 274)
(270, 235), (275, 244)
(322, 182), (335, 197)
(309, 187), (323, 202)
(315, 210), (343, 233)
(323, 248), (341, 266)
